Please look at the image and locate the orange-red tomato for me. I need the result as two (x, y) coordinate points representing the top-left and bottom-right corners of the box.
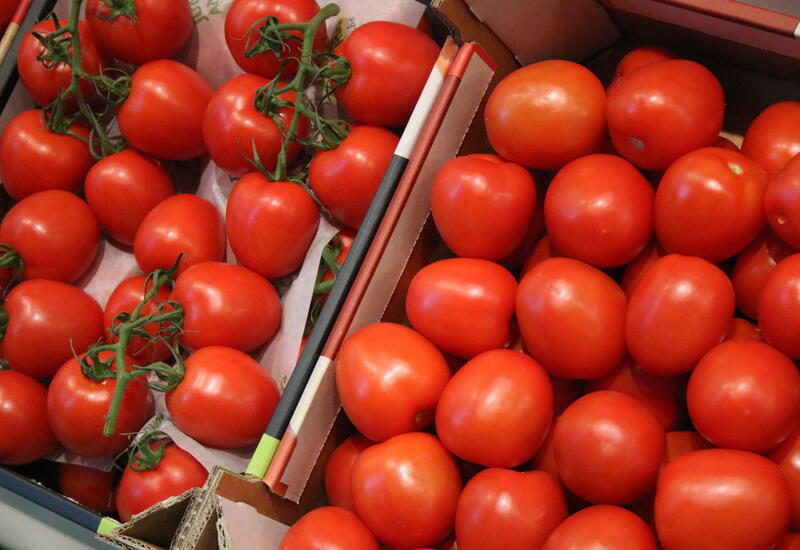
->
(742, 101), (800, 178)
(732, 229), (795, 319)
(765, 153), (800, 249)
(279, 506), (379, 550)
(770, 425), (800, 530)
(621, 242), (666, 298)
(724, 317), (763, 342)
(324, 435), (373, 512)
(611, 46), (677, 85)
(520, 235), (560, 278)
(665, 431), (713, 463)
(59, 464), (115, 514)
(758, 254), (800, 358)
(0, 370), (57, 465)
(543, 505), (658, 550)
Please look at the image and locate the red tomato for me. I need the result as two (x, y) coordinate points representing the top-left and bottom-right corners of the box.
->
(336, 323), (450, 442)
(225, 0), (326, 79)
(58, 464), (115, 514)
(724, 317), (763, 342)
(85, 149), (174, 246)
(3, 280), (103, 379)
(117, 60), (213, 160)
(279, 506), (378, 550)
(655, 449), (791, 550)
(0, 1), (18, 34)
(732, 229), (795, 319)
(226, 174), (320, 278)
(606, 60), (724, 170)
(0, 110), (94, 201)
(688, 340), (800, 452)
(665, 431), (712, 463)
(769, 425), (800, 530)
(516, 258), (626, 379)
(456, 469), (567, 550)
(545, 154), (654, 267)
(86, 0), (193, 65)
(626, 254), (734, 375)
(620, 242), (666, 298)
(778, 534), (800, 550)
(543, 505), (658, 550)
(655, 147), (767, 262)
(530, 424), (560, 482)
(500, 177), (548, 271)
(611, 46), (677, 85)
(17, 20), (108, 107)
(115, 444), (208, 522)
(0, 370), (57, 465)
(203, 74), (307, 177)
(47, 352), (153, 458)
(758, 254), (800, 358)
(520, 235), (560, 278)
(134, 194), (226, 275)
(406, 258), (517, 359)
(765, 153), (800, 248)
(554, 391), (665, 505)
(166, 346), (280, 448)
(742, 101), (800, 178)
(335, 21), (439, 127)
(310, 126), (399, 229)
(324, 435), (374, 512)
(485, 60), (606, 170)
(351, 432), (461, 549)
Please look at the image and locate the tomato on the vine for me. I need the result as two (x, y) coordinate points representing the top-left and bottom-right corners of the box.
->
(58, 464), (115, 514)
(0, 369), (57, 465)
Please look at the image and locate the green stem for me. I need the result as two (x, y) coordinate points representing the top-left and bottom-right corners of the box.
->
(99, 0), (138, 21)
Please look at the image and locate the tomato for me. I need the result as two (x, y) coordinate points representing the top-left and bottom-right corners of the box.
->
(0, 370), (57, 465)
(225, 0), (326, 80)
(0, 1), (18, 34)
(724, 317), (763, 342)
(655, 147), (767, 262)
(765, 153), (800, 249)
(0, 110), (94, 201)
(778, 534), (800, 550)
(606, 60), (725, 170)
(543, 505), (658, 550)
(611, 46), (677, 85)
(335, 21), (439, 127)
(620, 242), (666, 298)
(279, 506), (378, 550)
(117, 60), (213, 160)
(203, 74), (307, 177)
(3, 280), (103, 379)
(435, 349), (552, 468)
(170, 262), (281, 352)
(758, 254), (800, 358)
(770, 425), (800, 530)
(310, 126), (399, 230)
(545, 154), (654, 267)
(530, 424), (560, 482)
(58, 464), (115, 514)
(516, 258), (626, 379)
(456, 469), (567, 550)
(85, 149), (174, 246)
(134, 194), (225, 275)
(742, 101), (800, 178)
(732, 229), (795, 319)
(336, 323), (450, 442)
(626, 254), (734, 375)
(655, 449), (791, 550)
(86, 0), (193, 65)
(17, 20), (108, 107)
(521, 235), (560, 278)
(665, 431), (712, 463)
(324, 435), (373, 512)
(351, 432), (461, 549)
(485, 60), (606, 170)
(406, 258), (517, 359)
(166, 346), (280, 448)
(319, 229), (354, 303)
(226, 174), (320, 278)
(47, 352), (153, 458)
(115, 443), (208, 522)
(554, 391), (665, 505)
(585, 358), (682, 430)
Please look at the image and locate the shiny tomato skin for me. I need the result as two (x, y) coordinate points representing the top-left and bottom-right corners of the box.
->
(117, 60), (213, 160)
(542, 505), (659, 550)
(335, 21), (439, 127)
(611, 46), (677, 85)
(166, 346), (280, 448)
(134, 194), (226, 275)
(0, 110), (94, 201)
(309, 126), (399, 229)
(115, 444), (208, 522)
(655, 147), (767, 262)
(724, 317), (763, 342)
(85, 149), (174, 246)
(621, 242), (666, 298)
(665, 431), (712, 463)
(226, 174), (320, 278)
(758, 254), (800, 358)
(0, 370), (57, 465)
(47, 352), (153, 458)
(554, 391), (665, 505)
(626, 254), (735, 375)
(3, 280), (103, 379)
(485, 60), (606, 170)
(351, 432), (462, 549)
(769, 425), (800, 530)
(765, 153), (800, 249)
(545, 154), (654, 267)
(732, 229), (795, 319)
(655, 449), (791, 550)
(742, 101), (800, 178)
(279, 506), (379, 550)
(606, 60), (725, 170)
(406, 258), (517, 359)
(336, 323), (450, 442)
(86, 0), (193, 65)
(324, 435), (373, 512)
(58, 464), (115, 514)
(456, 469), (567, 550)
(516, 257), (627, 379)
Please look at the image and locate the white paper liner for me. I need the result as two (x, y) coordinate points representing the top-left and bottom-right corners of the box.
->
(219, 496), (289, 550)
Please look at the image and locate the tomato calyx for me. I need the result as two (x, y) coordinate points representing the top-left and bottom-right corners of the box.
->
(305, 234), (345, 333)
(127, 417), (170, 472)
(96, 0), (138, 22)
(0, 244), (24, 294)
